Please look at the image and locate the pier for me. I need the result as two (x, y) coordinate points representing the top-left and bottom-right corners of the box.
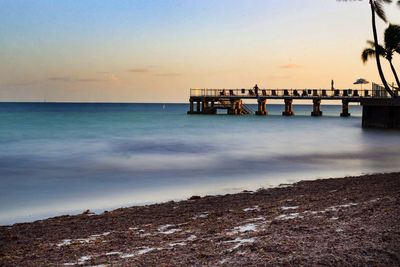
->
(188, 86), (390, 117)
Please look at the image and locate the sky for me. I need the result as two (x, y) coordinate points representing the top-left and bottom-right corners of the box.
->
(0, 0), (399, 103)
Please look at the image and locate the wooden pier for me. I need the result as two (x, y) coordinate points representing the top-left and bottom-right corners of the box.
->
(188, 87), (390, 117)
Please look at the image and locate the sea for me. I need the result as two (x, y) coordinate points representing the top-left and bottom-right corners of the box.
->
(0, 102), (399, 225)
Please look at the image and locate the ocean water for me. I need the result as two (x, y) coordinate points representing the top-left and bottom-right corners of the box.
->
(0, 102), (399, 225)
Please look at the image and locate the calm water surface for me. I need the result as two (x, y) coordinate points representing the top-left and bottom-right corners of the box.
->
(0, 103), (399, 225)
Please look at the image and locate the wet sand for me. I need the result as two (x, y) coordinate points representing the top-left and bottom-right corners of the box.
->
(1, 172), (399, 266)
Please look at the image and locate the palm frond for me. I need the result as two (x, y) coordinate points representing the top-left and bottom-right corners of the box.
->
(366, 40), (386, 55)
(366, 40), (376, 47)
(384, 24), (400, 51)
(362, 48), (377, 63)
(377, 46), (386, 55)
(374, 1), (388, 22)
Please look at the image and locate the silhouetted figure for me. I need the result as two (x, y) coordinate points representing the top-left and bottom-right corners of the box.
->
(331, 80), (335, 90)
(253, 84), (259, 96)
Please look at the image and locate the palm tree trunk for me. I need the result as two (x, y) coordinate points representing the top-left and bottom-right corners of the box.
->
(370, 1), (395, 98)
(388, 59), (400, 92)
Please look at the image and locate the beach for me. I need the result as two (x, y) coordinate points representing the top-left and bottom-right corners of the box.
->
(1, 172), (399, 266)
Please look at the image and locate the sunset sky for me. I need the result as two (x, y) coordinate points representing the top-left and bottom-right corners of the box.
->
(1, 0), (399, 103)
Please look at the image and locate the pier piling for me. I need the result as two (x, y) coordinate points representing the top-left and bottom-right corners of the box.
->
(256, 98), (267, 116)
(189, 100), (194, 113)
(311, 99), (322, 116)
(340, 100), (350, 117)
(282, 99), (294, 116)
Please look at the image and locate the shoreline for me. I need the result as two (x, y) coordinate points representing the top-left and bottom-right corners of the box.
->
(1, 172), (399, 266)
(0, 171), (373, 226)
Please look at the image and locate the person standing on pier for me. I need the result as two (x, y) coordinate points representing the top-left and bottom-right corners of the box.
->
(253, 84), (259, 96)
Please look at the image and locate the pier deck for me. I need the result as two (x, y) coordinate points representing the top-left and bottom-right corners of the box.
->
(188, 87), (390, 117)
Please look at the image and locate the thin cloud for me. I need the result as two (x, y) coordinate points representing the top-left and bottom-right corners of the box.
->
(75, 78), (106, 82)
(48, 76), (118, 83)
(128, 67), (181, 77)
(48, 76), (72, 82)
(278, 64), (302, 69)
(1, 80), (39, 86)
(128, 68), (151, 73)
(155, 72), (182, 77)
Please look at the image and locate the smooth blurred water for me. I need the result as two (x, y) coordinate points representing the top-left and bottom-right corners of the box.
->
(0, 102), (399, 225)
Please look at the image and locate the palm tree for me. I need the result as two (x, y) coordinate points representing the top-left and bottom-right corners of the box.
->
(369, 0), (396, 97)
(384, 24), (400, 90)
(362, 24), (400, 90)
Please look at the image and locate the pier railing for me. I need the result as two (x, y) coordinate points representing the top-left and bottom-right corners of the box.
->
(190, 88), (389, 99)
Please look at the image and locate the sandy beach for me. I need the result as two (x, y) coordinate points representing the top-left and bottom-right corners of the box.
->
(1, 172), (399, 266)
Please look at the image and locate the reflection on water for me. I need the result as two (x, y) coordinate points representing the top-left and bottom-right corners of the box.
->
(0, 103), (399, 225)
